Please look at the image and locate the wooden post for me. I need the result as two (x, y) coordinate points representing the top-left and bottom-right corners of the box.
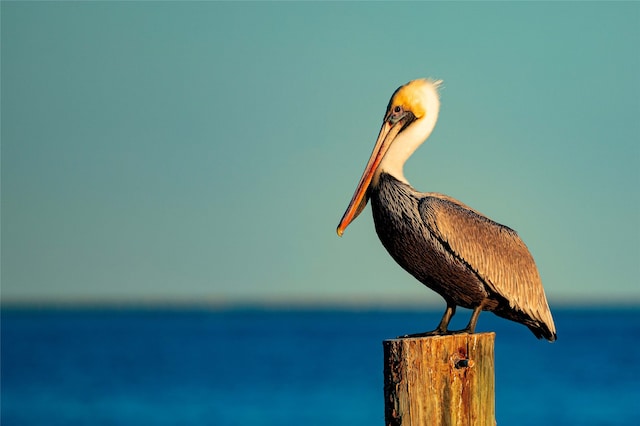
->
(383, 333), (495, 426)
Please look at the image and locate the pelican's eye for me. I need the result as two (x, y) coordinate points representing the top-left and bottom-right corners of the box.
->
(389, 105), (405, 124)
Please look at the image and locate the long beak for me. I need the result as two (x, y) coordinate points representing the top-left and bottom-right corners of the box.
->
(336, 120), (403, 236)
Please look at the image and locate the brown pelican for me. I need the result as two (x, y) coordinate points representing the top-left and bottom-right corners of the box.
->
(337, 79), (556, 341)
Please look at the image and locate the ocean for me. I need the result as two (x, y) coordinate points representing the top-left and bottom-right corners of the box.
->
(2, 307), (639, 425)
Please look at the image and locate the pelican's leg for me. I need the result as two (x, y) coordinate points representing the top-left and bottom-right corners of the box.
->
(450, 301), (486, 335)
(400, 302), (456, 338)
(464, 304), (483, 333)
(435, 302), (456, 332)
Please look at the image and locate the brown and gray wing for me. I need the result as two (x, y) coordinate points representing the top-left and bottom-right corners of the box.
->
(418, 195), (555, 334)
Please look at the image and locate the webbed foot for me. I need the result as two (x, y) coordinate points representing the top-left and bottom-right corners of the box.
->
(397, 327), (472, 339)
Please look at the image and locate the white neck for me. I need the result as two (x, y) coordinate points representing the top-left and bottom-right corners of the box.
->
(376, 108), (439, 185)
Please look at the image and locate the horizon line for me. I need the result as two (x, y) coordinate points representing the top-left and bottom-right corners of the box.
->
(2, 295), (639, 311)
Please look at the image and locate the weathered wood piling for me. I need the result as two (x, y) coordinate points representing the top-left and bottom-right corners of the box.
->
(383, 333), (496, 426)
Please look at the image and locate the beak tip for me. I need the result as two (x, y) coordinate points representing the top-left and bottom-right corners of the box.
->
(336, 226), (344, 237)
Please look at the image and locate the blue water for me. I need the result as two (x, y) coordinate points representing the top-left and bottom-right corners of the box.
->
(2, 307), (639, 425)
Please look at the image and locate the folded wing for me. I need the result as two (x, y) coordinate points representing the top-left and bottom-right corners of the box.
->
(419, 194), (556, 340)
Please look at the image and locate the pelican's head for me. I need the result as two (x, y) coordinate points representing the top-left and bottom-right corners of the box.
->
(337, 79), (442, 236)
(385, 78), (441, 122)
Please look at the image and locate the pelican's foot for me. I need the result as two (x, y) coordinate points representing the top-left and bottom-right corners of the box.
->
(446, 328), (473, 335)
(398, 328), (447, 339)
(397, 328), (472, 339)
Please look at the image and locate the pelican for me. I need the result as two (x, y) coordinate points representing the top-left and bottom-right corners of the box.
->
(337, 79), (556, 341)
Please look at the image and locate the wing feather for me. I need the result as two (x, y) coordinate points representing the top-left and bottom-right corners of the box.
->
(419, 194), (555, 335)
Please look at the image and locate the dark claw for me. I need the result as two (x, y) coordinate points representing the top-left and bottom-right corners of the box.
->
(398, 328), (447, 339)
(397, 328), (472, 339)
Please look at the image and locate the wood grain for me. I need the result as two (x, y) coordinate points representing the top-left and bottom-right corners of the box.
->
(383, 333), (495, 426)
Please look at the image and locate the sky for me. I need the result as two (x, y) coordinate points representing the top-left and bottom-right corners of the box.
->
(2, 1), (639, 307)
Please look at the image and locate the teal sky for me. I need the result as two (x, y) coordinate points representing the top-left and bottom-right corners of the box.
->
(2, 2), (639, 306)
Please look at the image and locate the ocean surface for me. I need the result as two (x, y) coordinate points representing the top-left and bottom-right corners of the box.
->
(2, 306), (639, 425)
